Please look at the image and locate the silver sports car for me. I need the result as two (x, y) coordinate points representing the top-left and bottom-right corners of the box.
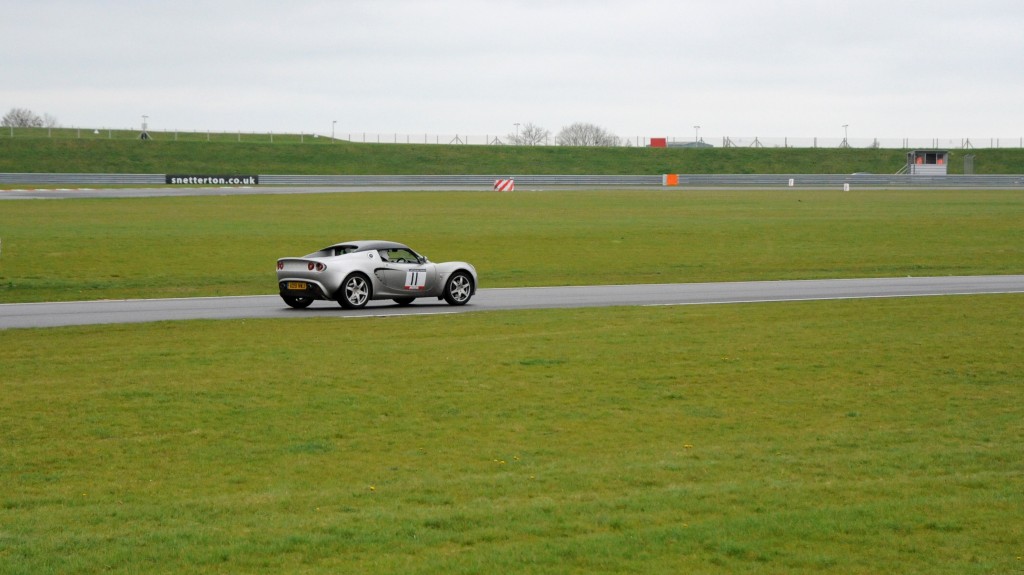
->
(276, 240), (477, 309)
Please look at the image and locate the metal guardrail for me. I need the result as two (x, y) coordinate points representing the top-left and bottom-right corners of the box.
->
(1, 173), (1022, 188)
(675, 174), (1024, 188)
(259, 174), (661, 186)
(0, 173), (164, 185)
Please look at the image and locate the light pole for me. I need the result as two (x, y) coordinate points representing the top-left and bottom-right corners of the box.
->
(694, 125), (701, 143)
(841, 124), (849, 148)
(514, 122), (520, 144)
(332, 120), (336, 141)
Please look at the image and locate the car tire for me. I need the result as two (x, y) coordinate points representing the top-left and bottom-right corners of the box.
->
(393, 297), (416, 306)
(282, 295), (314, 309)
(443, 271), (473, 306)
(338, 273), (371, 309)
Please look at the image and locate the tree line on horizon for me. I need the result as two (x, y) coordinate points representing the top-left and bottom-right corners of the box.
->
(2, 107), (58, 128)
(3, 107), (622, 147)
(507, 122), (622, 147)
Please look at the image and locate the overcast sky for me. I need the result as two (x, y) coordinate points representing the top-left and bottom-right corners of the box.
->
(4, 0), (1022, 141)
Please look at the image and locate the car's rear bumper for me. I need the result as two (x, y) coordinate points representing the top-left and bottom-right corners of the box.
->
(278, 279), (332, 300)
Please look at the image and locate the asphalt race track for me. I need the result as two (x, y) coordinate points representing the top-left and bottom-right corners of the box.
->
(2, 275), (1023, 330)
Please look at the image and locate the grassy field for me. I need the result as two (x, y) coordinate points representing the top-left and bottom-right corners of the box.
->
(2, 296), (1022, 574)
(4, 133), (1024, 176)
(1, 189), (1022, 303)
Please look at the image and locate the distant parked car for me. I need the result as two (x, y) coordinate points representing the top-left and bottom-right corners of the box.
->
(276, 240), (477, 309)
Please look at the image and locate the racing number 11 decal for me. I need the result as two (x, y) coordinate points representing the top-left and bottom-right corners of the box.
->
(404, 269), (427, 290)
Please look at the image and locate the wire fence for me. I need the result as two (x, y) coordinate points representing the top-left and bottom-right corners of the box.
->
(335, 134), (1024, 149)
(1, 126), (324, 144)
(4, 126), (1023, 149)
(684, 136), (1024, 150)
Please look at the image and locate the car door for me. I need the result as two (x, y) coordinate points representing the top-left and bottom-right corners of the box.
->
(375, 248), (438, 295)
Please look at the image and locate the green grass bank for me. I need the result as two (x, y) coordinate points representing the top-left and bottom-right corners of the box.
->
(3, 133), (1024, 175)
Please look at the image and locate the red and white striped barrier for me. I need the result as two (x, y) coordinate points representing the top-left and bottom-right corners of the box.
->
(493, 178), (515, 192)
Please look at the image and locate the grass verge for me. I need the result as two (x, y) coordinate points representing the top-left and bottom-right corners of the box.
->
(1, 189), (1022, 303)
(1, 296), (1021, 574)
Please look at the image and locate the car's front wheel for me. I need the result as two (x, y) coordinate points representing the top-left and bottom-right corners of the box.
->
(282, 295), (314, 309)
(443, 272), (473, 306)
(338, 274), (371, 309)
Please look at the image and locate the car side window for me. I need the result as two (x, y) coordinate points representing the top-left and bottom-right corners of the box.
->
(391, 248), (419, 263)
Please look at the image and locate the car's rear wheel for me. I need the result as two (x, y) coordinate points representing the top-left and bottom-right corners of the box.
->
(443, 272), (473, 306)
(393, 297), (416, 306)
(339, 274), (371, 309)
(282, 295), (314, 309)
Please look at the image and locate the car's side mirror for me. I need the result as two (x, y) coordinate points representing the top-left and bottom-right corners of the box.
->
(418, 256), (428, 264)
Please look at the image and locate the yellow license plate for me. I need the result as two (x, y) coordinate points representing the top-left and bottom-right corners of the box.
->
(287, 282), (307, 290)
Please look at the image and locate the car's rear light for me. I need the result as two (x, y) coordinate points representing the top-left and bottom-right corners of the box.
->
(277, 261), (284, 270)
(306, 262), (326, 272)
(308, 263), (315, 271)
(316, 263), (326, 271)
